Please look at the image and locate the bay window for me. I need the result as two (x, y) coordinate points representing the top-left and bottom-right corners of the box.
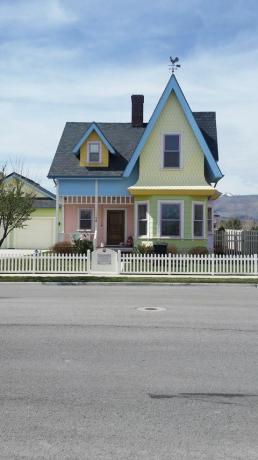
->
(192, 203), (205, 238)
(207, 206), (213, 233)
(159, 202), (183, 238)
(137, 202), (148, 237)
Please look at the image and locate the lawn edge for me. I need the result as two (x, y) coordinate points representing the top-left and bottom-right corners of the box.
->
(0, 275), (258, 285)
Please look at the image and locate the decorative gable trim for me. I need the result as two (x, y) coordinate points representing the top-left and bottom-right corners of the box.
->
(123, 75), (223, 183)
(72, 122), (116, 155)
(4, 172), (55, 199)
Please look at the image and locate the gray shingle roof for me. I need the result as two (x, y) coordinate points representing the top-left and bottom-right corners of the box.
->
(48, 115), (218, 178)
(33, 198), (55, 208)
(5, 172), (56, 199)
(193, 112), (218, 161)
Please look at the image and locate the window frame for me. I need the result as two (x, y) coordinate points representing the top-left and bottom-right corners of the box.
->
(78, 208), (94, 231)
(162, 133), (181, 169)
(157, 200), (184, 239)
(192, 201), (205, 239)
(87, 141), (102, 164)
(135, 201), (149, 239)
(207, 205), (213, 234)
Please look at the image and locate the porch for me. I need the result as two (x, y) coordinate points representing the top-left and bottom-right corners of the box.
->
(60, 195), (134, 249)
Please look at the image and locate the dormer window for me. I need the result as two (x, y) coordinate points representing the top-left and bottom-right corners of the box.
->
(163, 134), (180, 168)
(87, 141), (101, 163)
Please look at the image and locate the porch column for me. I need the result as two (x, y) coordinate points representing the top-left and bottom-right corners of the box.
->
(55, 179), (59, 243)
(94, 179), (98, 249)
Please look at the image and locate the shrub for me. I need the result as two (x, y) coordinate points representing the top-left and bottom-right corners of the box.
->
(214, 245), (225, 255)
(52, 241), (75, 254)
(167, 245), (177, 254)
(189, 246), (209, 255)
(74, 238), (93, 254)
(137, 243), (153, 254)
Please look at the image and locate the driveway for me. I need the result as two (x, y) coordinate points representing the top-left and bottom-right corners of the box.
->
(0, 283), (258, 459)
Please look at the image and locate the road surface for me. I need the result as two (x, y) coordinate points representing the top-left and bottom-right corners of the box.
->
(0, 283), (258, 459)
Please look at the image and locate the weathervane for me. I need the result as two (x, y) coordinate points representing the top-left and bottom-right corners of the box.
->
(169, 56), (181, 74)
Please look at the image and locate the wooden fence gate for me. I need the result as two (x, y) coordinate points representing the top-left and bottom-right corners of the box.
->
(214, 230), (258, 255)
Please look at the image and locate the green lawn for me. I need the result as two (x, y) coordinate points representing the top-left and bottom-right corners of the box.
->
(0, 275), (258, 283)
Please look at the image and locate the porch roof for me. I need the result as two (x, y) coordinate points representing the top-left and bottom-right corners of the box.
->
(128, 185), (221, 200)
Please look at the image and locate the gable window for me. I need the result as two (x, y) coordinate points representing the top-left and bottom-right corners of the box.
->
(163, 134), (180, 168)
(159, 202), (182, 238)
(193, 203), (205, 238)
(87, 142), (101, 163)
(207, 206), (213, 233)
(136, 202), (148, 237)
(79, 209), (93, 231)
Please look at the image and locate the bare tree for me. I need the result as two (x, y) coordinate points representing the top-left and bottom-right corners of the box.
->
(0, 168), (36, 248)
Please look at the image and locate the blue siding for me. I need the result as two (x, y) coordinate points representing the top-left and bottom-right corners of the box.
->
(59, 165), (138, 196)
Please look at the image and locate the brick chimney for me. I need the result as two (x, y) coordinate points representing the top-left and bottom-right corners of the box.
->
(131, 95), (144, 127)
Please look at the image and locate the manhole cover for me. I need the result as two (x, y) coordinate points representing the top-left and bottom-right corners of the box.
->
(136, 306), (166, 312)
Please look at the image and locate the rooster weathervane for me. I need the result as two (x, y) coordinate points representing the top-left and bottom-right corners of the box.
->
(169, 56), (181, 74)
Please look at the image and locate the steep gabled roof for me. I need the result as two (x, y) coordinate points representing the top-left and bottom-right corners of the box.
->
(123, 74), (223, 183)
(48, 123), (145, 178)
(72, 122), (116, 155)
(4, 172), (55, 199)
(48, 114), (219, 179)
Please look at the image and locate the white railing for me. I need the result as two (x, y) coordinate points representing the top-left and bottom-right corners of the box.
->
(58, 232), (95, 243)
(0, 252), (90, 274)
(120, 253), (258, 276)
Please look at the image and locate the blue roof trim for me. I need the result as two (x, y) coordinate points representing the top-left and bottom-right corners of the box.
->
(72, 122), (116, 154)
(123, 75), (223, 183)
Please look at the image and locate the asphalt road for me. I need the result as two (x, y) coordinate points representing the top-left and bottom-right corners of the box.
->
(0, 283), (258, 460)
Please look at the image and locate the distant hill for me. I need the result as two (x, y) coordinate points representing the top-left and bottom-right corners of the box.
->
(214, 195), (258, 220)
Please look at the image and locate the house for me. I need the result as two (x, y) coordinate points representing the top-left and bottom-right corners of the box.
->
(48, 74), (223, 252)
(1, 173), (56, 250)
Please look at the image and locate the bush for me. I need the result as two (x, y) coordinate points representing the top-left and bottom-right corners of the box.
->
(137, 243), (153, 254)
(167, 245), (177, 254)
(214, 245), (225, 255)
(189, 246), (209, 255)
(74, 239), (93, 254)
(52, 241), (75, 254)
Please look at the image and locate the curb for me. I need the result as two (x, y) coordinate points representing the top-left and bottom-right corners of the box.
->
(0, 281), (258, 287)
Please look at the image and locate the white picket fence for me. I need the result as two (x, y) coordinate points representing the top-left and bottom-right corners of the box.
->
(120, 253), (258, 275)
(0, 251), (258, 276)
(0, 252), (90, 274)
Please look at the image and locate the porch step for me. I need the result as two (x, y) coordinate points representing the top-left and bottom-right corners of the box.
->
(103, 246), (133, 253)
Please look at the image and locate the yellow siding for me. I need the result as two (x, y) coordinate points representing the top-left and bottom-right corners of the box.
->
(136, 92), (208, 186)
(5, 179), (46, 198)
(80, 131), (109, 167)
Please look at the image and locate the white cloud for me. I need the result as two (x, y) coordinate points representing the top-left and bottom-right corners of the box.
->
(0, 31), (258, 194)
(0, 0), (77, 27)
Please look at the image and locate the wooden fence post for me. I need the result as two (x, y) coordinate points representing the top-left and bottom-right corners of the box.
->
(211, 253), (215, 276)
(86, 249), (91, 273)
(117, 250), (121, 274)
(32, 252), (36, 274)
(168, 253), (171, 275)
(254, 253), (258, 276)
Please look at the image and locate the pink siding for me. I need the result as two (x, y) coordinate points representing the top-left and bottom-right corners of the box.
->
(64, 203), (134, 246)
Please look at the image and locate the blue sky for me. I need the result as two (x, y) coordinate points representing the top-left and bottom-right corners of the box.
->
(0, 0), (258, 193)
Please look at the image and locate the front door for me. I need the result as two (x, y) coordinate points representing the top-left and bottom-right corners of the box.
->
(106, 210), (125, 245)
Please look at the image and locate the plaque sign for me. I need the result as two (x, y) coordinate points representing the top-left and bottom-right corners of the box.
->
(91, 248), (118, 273)
(97, 253), (112, 265)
